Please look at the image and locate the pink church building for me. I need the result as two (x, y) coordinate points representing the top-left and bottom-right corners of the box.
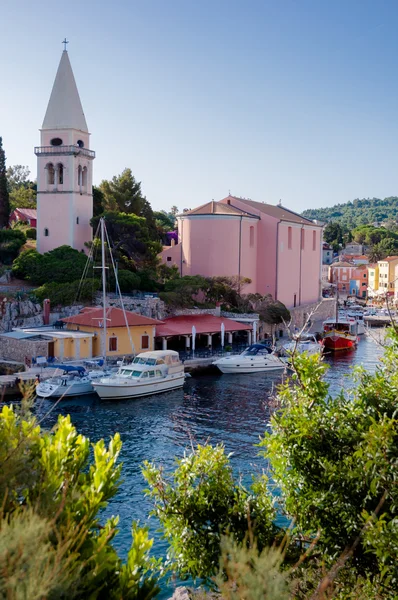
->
(35, 48), (94, 254)
(161, 196), (323, 309)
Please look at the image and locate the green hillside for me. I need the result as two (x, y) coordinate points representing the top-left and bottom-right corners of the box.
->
(302, 197), (398, 228)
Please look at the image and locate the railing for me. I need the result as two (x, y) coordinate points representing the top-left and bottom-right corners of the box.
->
(34, 145), (95, 159)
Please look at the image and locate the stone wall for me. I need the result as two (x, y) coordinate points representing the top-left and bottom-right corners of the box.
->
(0, 338), (50, 363)
(260, 298), (336, 337)
(96, 294), (166, 320)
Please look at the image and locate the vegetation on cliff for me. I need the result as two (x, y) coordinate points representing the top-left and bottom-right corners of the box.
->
(302, 196), (398, 229)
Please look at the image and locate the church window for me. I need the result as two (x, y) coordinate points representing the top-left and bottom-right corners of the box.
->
(288, 226), (292, 249)
(76, 217), (79, 225)
(50, 137), (63, 146)
(44, 228), (49, 237)
(312, 230), (316, 251)
(57, 163), (64, 185)
(46, 163), (55, 185)
(82, 167), (88, 188)
(249, 226), (254, 247)
(301, 229), (305, 250)
(77, 165), (82, 186)
(77, 140), (84, 148)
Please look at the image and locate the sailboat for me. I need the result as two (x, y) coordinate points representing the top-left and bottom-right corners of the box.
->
(90, 219), (185, 400)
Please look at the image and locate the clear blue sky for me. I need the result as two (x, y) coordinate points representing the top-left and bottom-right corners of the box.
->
(2, 0), (398, 213)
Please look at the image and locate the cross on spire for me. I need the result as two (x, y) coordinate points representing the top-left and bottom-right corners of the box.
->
(62, 38), (69, 51)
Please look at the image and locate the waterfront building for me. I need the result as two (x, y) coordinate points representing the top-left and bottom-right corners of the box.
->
(35, 46), (94, 254)
(329, 262), (368, 297)
(0, 328), (94, 363)
(377, 256), (398, 295)
(367, 264), (379, 294)
(161, 195), (323, 309)
(155, 314), (253, 351)
(62, 307), (161, 357)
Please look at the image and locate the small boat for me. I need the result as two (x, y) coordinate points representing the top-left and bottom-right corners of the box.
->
(36, 365), (96, 399)
(279, 334), (323, 359)
(323, 318), (358, 351)
(92, 350), (185, 400)
(339, 308), (365, 334)
(212, 343), (285, 374)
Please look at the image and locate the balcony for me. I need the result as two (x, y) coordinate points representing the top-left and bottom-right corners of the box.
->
(34, 145), (95, 159)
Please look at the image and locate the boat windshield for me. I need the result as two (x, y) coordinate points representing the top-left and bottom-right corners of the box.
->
(132, 357), (157, 366)
(119, 369), (142, 377)
(324, 322), (349, 332)
(242, 344), (272, 356)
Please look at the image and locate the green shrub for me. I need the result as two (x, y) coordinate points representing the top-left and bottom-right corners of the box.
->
(0, 229), (26, 264)
(25, 227), (36, 239)
(110, 269), (141, 293)
(34, 278), (100, 306)
(0, 401), (160, 599)
(142, 444), (277, 582)
(12, 245), (88, 285)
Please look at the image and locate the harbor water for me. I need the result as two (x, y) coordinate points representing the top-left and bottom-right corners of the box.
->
(30, 334), (385, 595)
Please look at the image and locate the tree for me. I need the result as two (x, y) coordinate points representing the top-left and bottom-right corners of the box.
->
(0, 137), (10, 228)
(0, 400), (160, 599)
(91, 211), (162, 271)
(142, 444), (277, 582)
(99, 169), (158, 240)
(12, 246), (88, 285)
(6, 164), (37, 211)
(259, 334), (398, 595)
(92, 185), (104, 217)
(257, 295), (290, 329)
(0, 229), (26, 264)
(170, 205), (179, 217)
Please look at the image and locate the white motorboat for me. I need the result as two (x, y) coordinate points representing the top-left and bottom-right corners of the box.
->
(36, 365), (96, 399)
(212, 344), (285, 374)
(92, 350), (185, 400)
(339, 308), (365, 335)
(278, 334), (323, 360)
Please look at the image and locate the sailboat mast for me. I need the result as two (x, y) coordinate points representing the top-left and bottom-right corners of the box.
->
(101, 218), (107, 362)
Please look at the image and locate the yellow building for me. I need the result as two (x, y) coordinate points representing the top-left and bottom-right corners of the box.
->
(367, 264), (379, 293)
(62, 307), (161, 358)
(377, 256), (398, 295)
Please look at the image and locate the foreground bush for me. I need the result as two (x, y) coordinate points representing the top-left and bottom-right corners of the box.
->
(0, 399), (160, 599)
(34, 277), (100, 306)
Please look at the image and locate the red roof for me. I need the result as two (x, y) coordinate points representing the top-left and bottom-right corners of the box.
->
(62, 307), (162, 328)
(156, 314), (251, 337)
(13, 208), (37, 220)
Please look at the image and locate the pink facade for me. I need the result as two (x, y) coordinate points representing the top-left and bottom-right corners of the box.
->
(36, 50), (94, 254)
(160, 196), (323, 308)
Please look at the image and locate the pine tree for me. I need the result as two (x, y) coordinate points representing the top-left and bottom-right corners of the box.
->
(0, 137), (10, 228)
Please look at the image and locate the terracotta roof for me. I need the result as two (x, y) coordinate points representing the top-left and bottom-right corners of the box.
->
(180, 200), (258, 218)
(224, 196), (320, 226)
(62, 307), (162, 328)
(331, 261), (352, 267)
(382, 256), (398, 262)
(156, 314), (251, 337)
(13, 208), (37, 219)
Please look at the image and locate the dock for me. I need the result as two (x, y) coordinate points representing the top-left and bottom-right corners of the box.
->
(0, 367), (61, 398)
(364, 316), (395, 327)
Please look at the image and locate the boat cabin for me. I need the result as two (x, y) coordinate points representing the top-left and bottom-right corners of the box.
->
(323, 320), (357, 335)
(241, 344), (273, 356)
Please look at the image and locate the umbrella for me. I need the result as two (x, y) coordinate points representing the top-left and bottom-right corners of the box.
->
(253, 320), (257, 343)
(221, 322), (225, 348)
(192, 325), (196, 356)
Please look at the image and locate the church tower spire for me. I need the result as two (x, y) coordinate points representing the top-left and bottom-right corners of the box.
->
(35, 45), (94, 254)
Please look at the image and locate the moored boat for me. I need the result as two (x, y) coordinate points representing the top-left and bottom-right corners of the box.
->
(92, 350), (185, 400)
(212, 343), (285, 374)
(36, 365), (96, 399)
(323, 318), (358, 351)
(278, 334), (323, 360)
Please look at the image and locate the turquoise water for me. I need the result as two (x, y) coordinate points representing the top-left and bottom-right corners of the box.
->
(34, 334), (384, 597)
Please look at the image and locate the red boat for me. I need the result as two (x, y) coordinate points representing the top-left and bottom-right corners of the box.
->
(322, 318), (358, 351)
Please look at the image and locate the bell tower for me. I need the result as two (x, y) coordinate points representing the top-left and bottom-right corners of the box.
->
(35, 43), (95, 254)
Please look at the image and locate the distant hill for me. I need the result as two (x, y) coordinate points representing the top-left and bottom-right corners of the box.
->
(301, 197), (398, 228)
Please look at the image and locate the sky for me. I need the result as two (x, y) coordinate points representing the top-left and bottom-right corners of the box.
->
(2, 0), (398, 214)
